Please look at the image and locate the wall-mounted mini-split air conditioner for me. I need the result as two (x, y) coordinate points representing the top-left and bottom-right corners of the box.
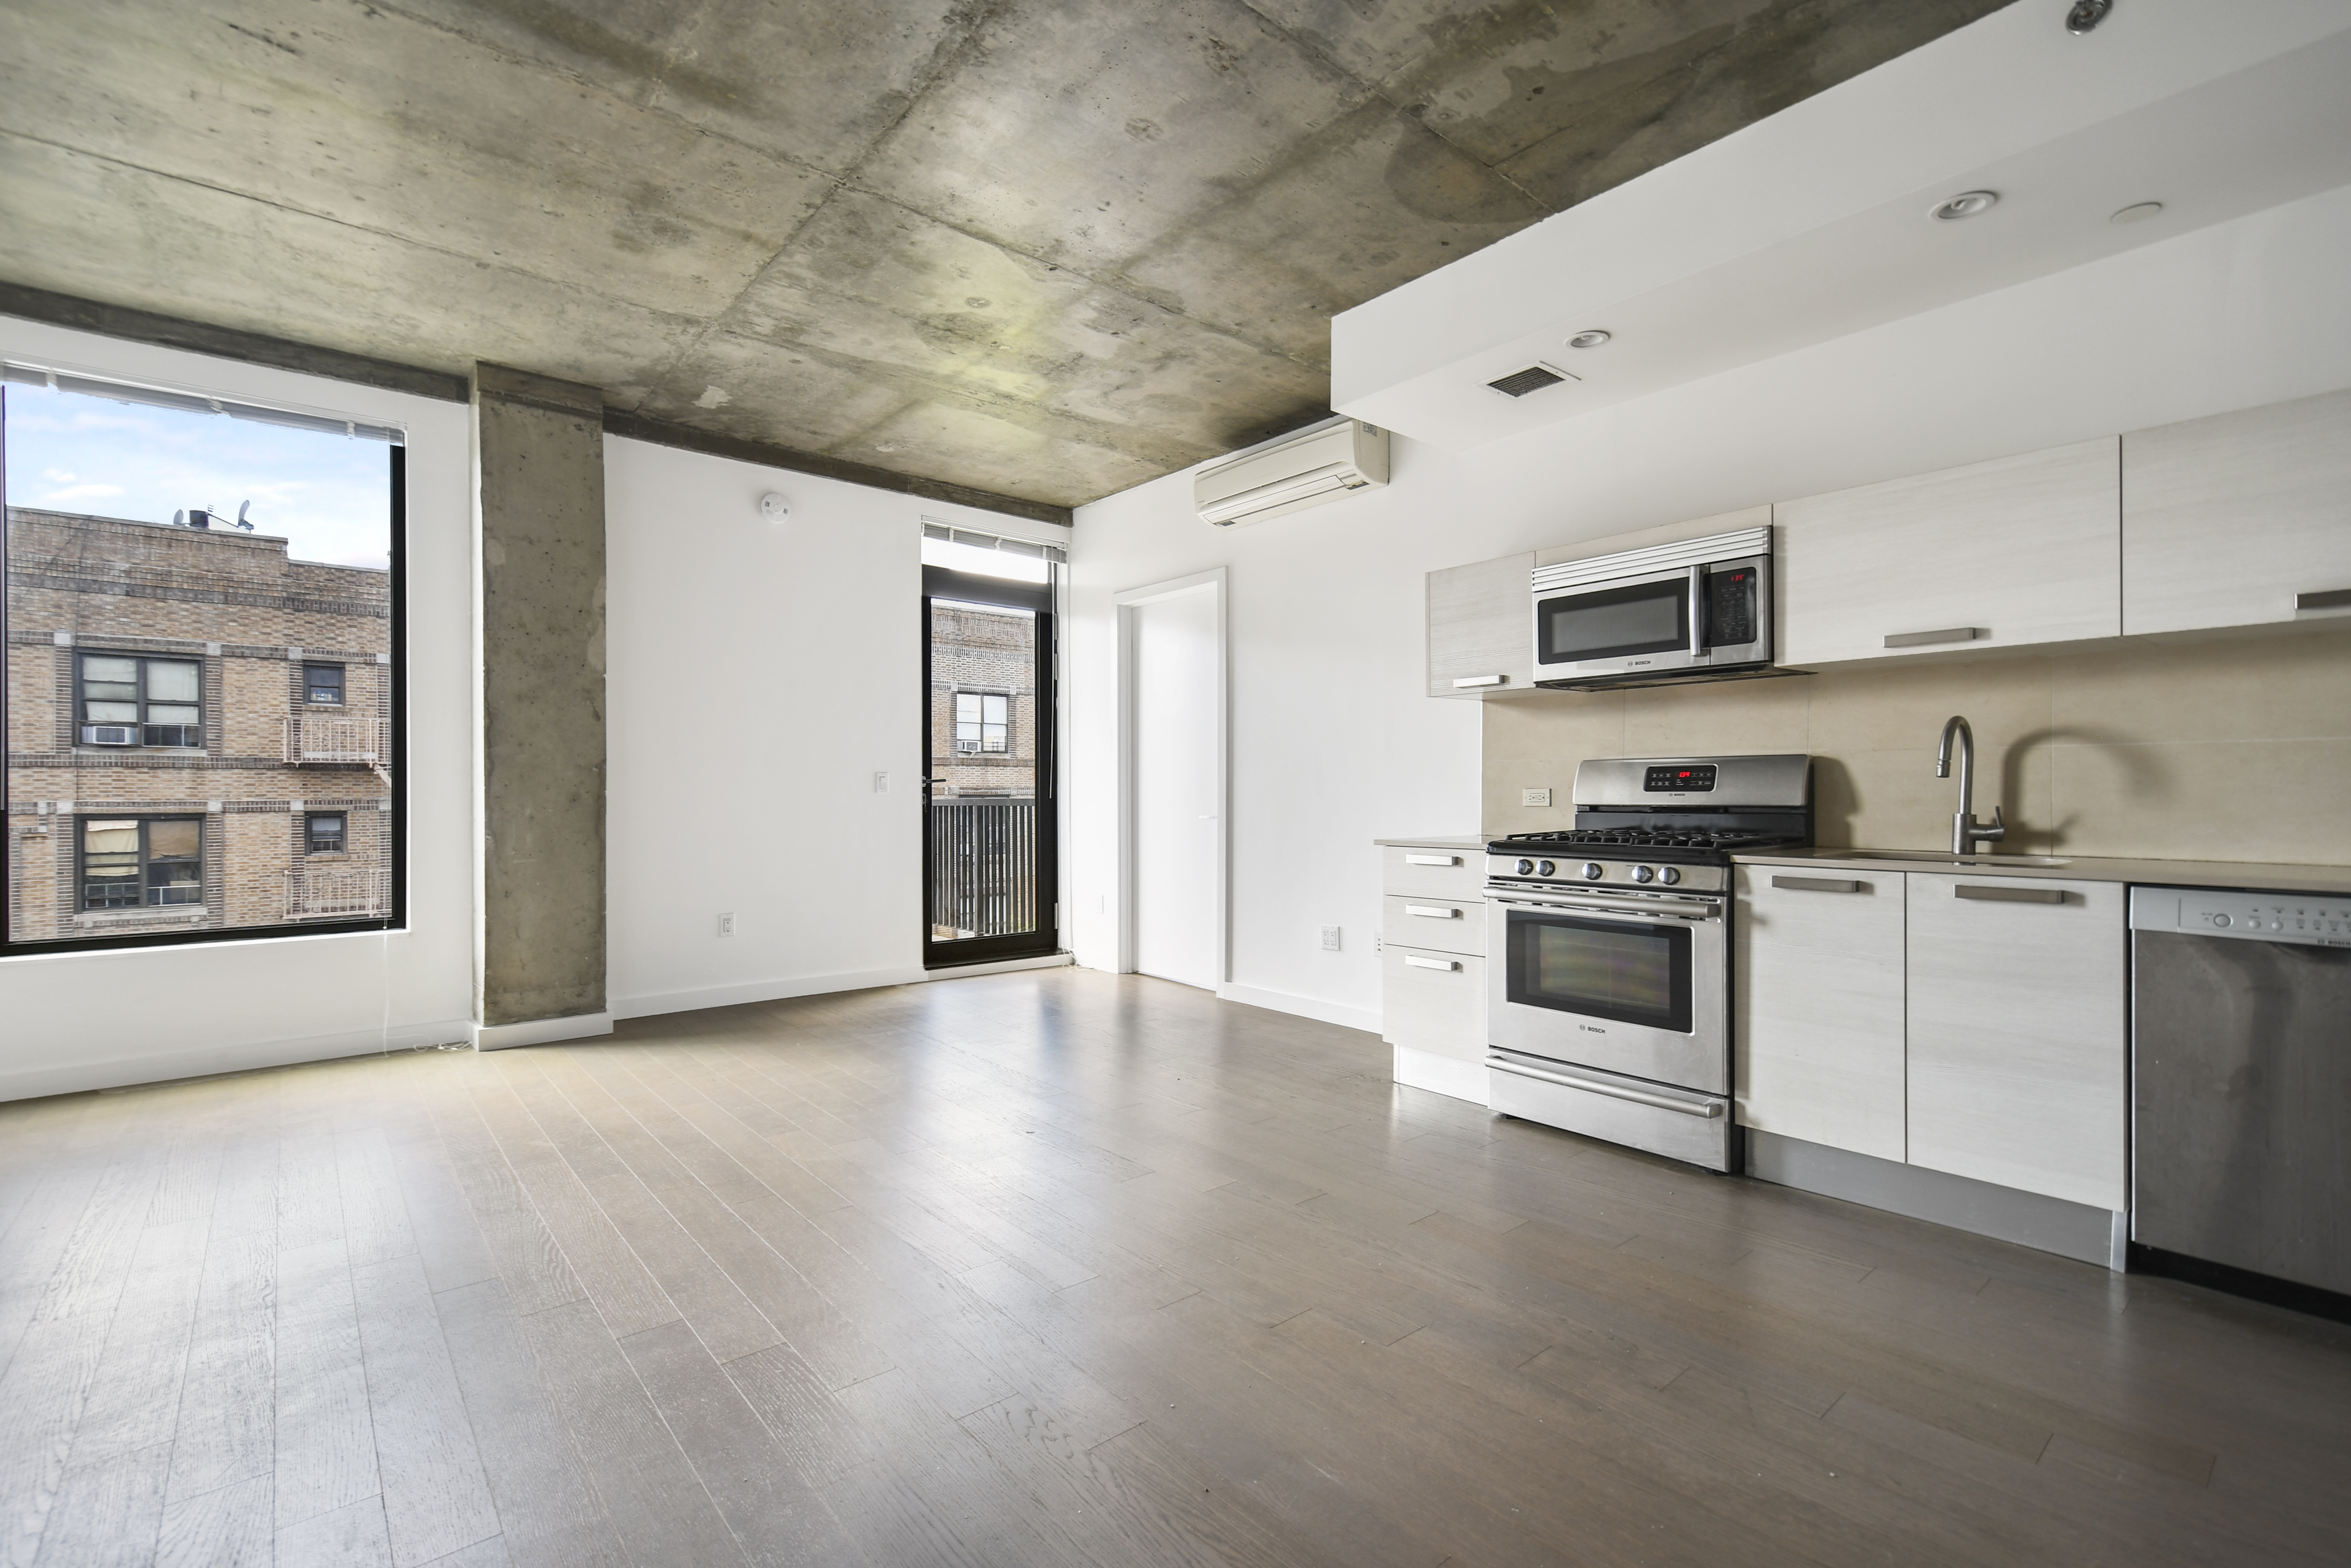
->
(1194, 416), (1390, 528)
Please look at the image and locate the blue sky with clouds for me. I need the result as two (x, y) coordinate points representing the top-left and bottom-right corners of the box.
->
(5, 383), (395, 569)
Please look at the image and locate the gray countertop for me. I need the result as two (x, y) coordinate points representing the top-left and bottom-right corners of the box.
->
(1734, 846), (2351, 896)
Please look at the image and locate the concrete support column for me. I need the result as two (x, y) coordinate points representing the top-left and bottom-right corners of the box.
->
(471, 364), (609, 1047)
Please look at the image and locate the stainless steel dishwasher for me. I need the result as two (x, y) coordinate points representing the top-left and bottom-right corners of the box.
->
(2130, 886), (2351, 1317)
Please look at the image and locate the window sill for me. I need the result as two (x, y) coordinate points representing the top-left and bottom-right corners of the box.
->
(74, 907), (210, 926)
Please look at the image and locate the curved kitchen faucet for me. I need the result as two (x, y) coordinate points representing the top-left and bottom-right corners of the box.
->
(1935, 715), (2007, 855)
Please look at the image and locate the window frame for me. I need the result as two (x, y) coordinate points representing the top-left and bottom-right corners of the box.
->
(77, 814), (206, 912)
(74, 650), (207, 749)
(953, 688), (1012, 755)
(303, 661), (346, 707)
(1, 390), (408, 956)
(306, 811), (347, 855)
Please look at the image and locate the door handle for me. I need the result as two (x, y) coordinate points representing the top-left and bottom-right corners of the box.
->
(1770, 875), (1863, 893)
(1451, 675), (1506, 688)
(1493, 894), (1715, 920)
(1403, 904), (1460, 919)
(1486, 1053), (1723, 1117)
(1402, 955), (1460, 972)
(1403, 854), (1460, 866)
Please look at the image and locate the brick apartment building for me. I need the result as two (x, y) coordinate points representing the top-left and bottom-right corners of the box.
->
(5, 506), (393, 943)
(928, 599), (1039, 797)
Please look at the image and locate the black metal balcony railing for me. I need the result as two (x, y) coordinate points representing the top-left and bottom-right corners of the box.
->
(928, 797), (1037, 941)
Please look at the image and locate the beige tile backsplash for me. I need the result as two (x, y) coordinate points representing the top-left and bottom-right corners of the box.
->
(1484, 626), (2351, 865)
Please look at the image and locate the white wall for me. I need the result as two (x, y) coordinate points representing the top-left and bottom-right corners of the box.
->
(603, 435), (1065, 1018)
(0, 317), (475, 1099)
(1065, 180), (2351, 1034)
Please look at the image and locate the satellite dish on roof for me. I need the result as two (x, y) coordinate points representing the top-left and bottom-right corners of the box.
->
(236, 500), (253, 530)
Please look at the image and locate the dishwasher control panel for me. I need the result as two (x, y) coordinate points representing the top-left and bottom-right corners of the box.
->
(2129, 887), (2351, 947)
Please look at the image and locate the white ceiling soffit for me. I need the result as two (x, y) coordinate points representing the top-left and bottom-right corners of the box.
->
(1331, 0), (2351, 451)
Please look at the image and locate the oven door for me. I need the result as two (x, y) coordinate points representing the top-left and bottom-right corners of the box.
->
(1484, 889), (1727, 1093)
(1531, 567), (1697, 685)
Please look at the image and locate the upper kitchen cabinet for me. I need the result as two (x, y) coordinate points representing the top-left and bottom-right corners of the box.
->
(2122, 388), (2351, 636)
(1778, 439), (2121, 666)
(1427, 552), (1533, 698)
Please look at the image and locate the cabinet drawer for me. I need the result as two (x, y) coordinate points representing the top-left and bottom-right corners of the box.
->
(1383, 894), (1483, 957)
(1906, 875), (2125, 1210)
(1381, 846), (1486, 901)
(1734, 867), (1906, 1162)
(1382, 946), (1486, 1063)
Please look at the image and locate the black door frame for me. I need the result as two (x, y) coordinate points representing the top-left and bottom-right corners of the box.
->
(921, 563), (1058, 968)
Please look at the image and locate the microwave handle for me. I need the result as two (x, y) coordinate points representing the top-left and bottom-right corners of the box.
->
(1688, 565), (1705, 655)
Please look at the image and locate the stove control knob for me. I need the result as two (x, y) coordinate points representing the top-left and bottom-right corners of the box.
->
(1658, 867), (1682, 886)
(1515, 858), (1535, 876)
(1632, 865), (1656, 883)
(1581, 862), (1604, 881)
(1537, 860), (1556, 877)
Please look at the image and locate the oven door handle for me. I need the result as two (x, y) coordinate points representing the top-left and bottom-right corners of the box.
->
(1486, 1053), (1724, 1118)
(1490, 894), (1718, 921)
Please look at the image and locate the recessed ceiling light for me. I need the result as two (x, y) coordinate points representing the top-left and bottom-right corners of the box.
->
(1566, 330), (1611, 349)
(1931, 190), (1999, 222)
(2110, 201), (2165, 225)
(2067, 0), (2112, 34)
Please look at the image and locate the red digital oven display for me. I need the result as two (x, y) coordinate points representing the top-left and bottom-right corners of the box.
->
(1642, 765), (1718, 792)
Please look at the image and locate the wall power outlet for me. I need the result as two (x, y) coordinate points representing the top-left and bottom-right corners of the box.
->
(1320, 926), (1342, 951)
(717, 912), (737, 937)
(1522, 787), (1553, 807)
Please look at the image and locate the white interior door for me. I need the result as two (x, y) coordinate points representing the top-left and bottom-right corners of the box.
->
(1130, 585), (1220, 990)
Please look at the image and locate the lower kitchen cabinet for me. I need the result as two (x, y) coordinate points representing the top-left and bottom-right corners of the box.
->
(1905, 874), (2126, 1211)
(1734, 867), (1905, 1162)
(1381, 946), (1486, 1063)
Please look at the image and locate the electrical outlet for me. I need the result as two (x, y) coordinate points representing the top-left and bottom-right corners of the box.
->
(1522, 787), (1552, 808)
(872, 771), (889, 793)
(717, 912), (737, 937)
(1320, 925), (1342, 951)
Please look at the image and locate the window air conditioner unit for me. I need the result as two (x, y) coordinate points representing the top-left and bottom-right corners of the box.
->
(955, 740), (981, 753)
(1194, 416), (1389, 528)
(83, 725), (137, 746)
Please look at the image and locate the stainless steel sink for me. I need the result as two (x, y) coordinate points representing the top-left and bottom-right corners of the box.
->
(1833, 850), (2073, 867)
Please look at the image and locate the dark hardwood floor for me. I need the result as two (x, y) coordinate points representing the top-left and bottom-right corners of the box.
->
(2, 967), (2346, 1567)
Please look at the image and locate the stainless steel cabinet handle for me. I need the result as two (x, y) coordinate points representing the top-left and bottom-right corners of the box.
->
(2296, 588), (2351, 611)
(1403, 904), (1459, 919)
(1403, 955), (1461, 972)
(1771, 875), (1863, 893)
(1954, 883), (2066, 904)
(1884, 626), (1982, 649)
(1403, 854), (1460, 866)
(1451, 674), (1506, 688)
(1486, 1053), (1723, 1118)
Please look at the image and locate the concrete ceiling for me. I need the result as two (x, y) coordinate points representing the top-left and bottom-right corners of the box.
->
(0, 0), (2007, 509)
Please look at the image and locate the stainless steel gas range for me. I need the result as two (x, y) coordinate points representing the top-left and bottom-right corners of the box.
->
(1483, 754), (1812, 1171)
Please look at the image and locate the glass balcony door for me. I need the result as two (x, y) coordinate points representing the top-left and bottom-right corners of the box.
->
(923, 564), (1056, 967)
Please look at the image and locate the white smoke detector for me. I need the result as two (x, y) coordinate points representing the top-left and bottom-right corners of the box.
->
(760, 492), (790, 523)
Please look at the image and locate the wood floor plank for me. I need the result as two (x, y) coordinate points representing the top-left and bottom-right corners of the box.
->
(167, 1227), (278, 1506)
(351, 1253), (499, 1568)
(429, 1280), (626, 1568)
(155, 1471), (272, 1568)
(272, 1238), (378, 1533)
(30, 1440), (168, 1568)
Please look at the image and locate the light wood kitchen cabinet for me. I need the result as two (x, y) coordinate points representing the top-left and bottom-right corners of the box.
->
(2122, 387), (2351, 636)
(1426, 552), (1532, 697)
(1904, 874), (2126, 1211)
(1777, 438), (2120, 666)
(1382, 894), (1481, 958)
(1734, 867), (1906, 1163)
(1379, 844), (1484, 902)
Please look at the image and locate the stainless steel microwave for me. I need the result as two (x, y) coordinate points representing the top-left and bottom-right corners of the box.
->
(1530, 525), (1773, 689)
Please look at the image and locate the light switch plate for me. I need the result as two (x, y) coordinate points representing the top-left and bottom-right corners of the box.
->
(1522, 787), (1552, 807)
(1320, 926), (1342, 951)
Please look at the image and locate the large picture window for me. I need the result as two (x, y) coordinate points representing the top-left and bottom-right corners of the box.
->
(3, 363), (404, 952)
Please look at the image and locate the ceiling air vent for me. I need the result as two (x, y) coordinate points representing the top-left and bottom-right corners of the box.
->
(1487, 363), (1576, 398)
